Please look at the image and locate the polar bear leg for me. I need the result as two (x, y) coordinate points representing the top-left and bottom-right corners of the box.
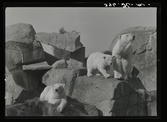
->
(114, 70), (123, 79)
(98, 66), (110, 78)
(87, 67), (93, 77)
(122, 59), (129, 80)
(113, 57), (123, 79)
(96, 73), (101, 76)
(57, 98), (67, 112)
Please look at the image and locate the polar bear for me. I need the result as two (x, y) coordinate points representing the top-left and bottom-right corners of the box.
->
(87, 52), (114, 79)
(112, 33), (135, 80)
(39, 83), (67, 113)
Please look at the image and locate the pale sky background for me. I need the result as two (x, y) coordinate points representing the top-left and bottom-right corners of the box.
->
(5, 7), (156, 56)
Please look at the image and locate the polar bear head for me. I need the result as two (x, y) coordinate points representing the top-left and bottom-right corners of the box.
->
(118, 33), (135, 44)
(103, 54), (115, 66)
(52, 83), (66, 96)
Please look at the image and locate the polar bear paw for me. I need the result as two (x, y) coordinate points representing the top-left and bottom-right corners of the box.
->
(57, 105), (63, 113)
(87, 73), (93, 77)
(104, 74), (110, 79)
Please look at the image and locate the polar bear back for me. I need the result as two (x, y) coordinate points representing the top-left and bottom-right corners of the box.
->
(87, 52), (105, 69)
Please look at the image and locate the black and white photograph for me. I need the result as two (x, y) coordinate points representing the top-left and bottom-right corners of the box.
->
(4, 2), (160, 118)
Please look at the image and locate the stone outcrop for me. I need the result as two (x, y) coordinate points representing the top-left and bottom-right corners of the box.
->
(5, 23), (49, 94)
(51, 59), (67, 69)
(5, 24), (157, 116)
(6, 23), (36, 43)
(5, 71), (46, 105)
(71, 76), (152, 116)
(42, 68), (87, 96)
(35, 32), (85, 68)
(108, 26), (156, 92)
(6, 97), (102, 116)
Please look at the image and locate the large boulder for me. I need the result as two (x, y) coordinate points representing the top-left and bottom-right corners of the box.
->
(5, 72), (23, 105)
(51, 59), (67, 69)
(42, 68), (87, 96)
(108, 26), (156, 92)
(71, 76), (152, 116)
(35, 32), (83, 52)
(5, 71), (46, 105)
(35, 32), (85, 67)
(5, 97), (102, 116)
(6, 23), (36, 43)
(5, 40), (46, 71)
(5, 23), (48, 91)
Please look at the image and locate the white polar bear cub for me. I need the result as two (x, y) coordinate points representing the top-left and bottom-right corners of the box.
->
(87, 52), (113, 79)
(39, 83), (67, 113)
(112, 33), (135, 80)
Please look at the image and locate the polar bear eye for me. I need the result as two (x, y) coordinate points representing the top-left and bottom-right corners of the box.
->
(55, 89), (58, 92)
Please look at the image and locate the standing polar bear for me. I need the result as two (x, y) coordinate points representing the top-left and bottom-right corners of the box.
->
(39, 83), (67, 113)
(87, 52), (114, 79)
(112, 33), (135, 80)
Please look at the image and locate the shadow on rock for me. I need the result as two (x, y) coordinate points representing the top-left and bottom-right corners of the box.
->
(6, 96), (102, 116)
(110, 77), (152, 116)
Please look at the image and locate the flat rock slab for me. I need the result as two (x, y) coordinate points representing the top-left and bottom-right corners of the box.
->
(5, 97), (102, 116)
(71, 76), (151, 116)
(22, 61), (52, 70)
(35, 32), (83, 52)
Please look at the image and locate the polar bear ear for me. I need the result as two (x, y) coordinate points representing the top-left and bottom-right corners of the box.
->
(60, 83), (65, 88)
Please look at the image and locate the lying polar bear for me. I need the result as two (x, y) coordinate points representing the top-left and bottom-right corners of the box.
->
(39, 83), (67, 112)
(87, 52), (114, 79)
(112, 33), (135, 80)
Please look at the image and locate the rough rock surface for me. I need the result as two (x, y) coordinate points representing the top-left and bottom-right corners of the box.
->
(108, 26), (156, 92)
(6, 40), (46, 71)
(35, 32), (85, 66)
(71, 76), (152, 116)
(5, 72), (24, 105)
(66, 59), (84, 69)
(5, 70), (46, 105)
(5, 23), (48, 92)
(35, 32), (83, 52)
(5, 97), (102, 116)
(6, 23), (36, 43)
(52, 59), (67, 69)
(42, 68), (87, 96)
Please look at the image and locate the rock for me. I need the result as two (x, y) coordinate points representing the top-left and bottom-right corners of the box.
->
(52, 59), (67, 69)
(5, 23), (48, 91)
(108, 26), (156, 92)
(67, 59), (84, 69)
(35, 32), (83, 52)
(5, 97), (102, 116)
(42, 68), (87, 96)
(71, 76), (151, 116)
(147, 90), (157, 116)
(35, 32), (85, 66)
(6, 40), (46, 71)
(5, 72), (23, 105)
(6, 23), (36, 43)
(22, 61), (52, 70)
(9, 67), (41, 91)
(15, 83), (46, 104)
(5, 71), (46, 104)
(5, 92), (15, 105)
